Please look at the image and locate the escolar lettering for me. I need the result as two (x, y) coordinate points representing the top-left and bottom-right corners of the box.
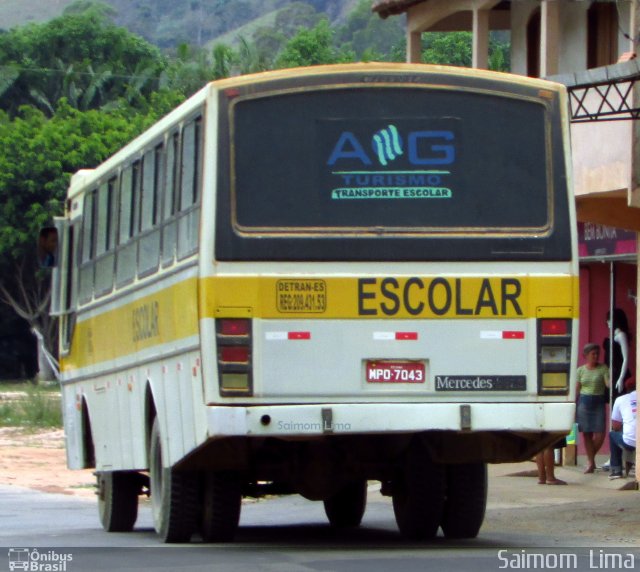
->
(132, 301), (160, 342)
(357, 277), (523, 317)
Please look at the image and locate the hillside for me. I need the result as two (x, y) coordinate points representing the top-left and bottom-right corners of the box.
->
(0, 0), (75, 29)
(0, 0), (365, 48)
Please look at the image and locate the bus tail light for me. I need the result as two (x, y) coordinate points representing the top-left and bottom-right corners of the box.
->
(537, 318), (572, 395)
(216, 318), (252, 395)
(540, 319), (568, 336)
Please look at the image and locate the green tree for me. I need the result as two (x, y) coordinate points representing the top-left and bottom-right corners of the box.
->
(422, 31), (510, 71)
(0, 11), (168, 116)
(489, 35), (510, 72)
(62, 0), (117, 20)
(335, 0), (405, 61)
(252, 26), (288, 71)
(0, 96), (181, 364)
(247, 3), (324, 71)
(163, 43), (217, 98)
(275, 19), (351, 68)
(211, 43), (234, 80)
(422, 32), (473, 67)
(235, 36), (270, 75)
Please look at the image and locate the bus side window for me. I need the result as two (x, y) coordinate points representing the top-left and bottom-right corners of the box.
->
(177, 117), (202, 259)
(94, 178), (118, 296)
(140, 148), (157, 232)
(61, 223), (78, 352)
(131, 160), (142, 239)
(106, 178), (118, 252)
(161, 131), (180, 266)
(180, 118), (200, 210)
(116, 163), (138, 287)
(139, 144), (162, 277)
(78, 190), (96, 304)
(119, 167), (134, 244)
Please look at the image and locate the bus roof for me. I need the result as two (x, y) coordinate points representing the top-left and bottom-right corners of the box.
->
(212, 62), (567, 94)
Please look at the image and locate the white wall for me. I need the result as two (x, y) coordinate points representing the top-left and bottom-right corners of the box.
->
(557, 2), (588, 74)
(511, 1), (632, 77)
(510, 0), (537, 76)
(572, 118), (632, 196)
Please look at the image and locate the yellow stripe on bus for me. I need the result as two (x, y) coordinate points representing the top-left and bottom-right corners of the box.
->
(61, 275), (577, 372)
(61, 278), (199, 372)
(200, 275), (578, 320)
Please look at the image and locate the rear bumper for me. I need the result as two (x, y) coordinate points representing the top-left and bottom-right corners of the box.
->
(207, 402), (575, 438)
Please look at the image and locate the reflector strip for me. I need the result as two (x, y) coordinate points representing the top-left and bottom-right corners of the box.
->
(265, 331), (311, 341)
(289, 331), (311, 340)
(503, 331), (525, 339)
(373, 332), (419, 340)
(480, 331), (500, 339)
(481, 331), (525, 340)
(396, 332), (418, 340)
(265, 332), (287, 340)
(373, 332), (394, 340)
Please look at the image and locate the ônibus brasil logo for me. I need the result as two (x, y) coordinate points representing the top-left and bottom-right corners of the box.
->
(327, 124), (455, 201)
(8, 548), (73, 572)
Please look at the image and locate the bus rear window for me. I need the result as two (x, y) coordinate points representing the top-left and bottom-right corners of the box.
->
(231, 87), (550, 235)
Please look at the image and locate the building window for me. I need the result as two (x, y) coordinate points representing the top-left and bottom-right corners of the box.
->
(588, 2), (618, 69)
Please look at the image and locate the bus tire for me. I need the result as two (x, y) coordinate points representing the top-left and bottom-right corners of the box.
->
(201, 471), (242, 542)
(392, 442), (445, 540)
(441, 462), (487, 539)
(323, 480), (367, 528)
(149, 419), (198, 543)
(97, 471), (139, 532)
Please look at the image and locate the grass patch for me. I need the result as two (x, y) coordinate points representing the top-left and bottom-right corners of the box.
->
(0, 384), (62, 428)
(0, 380), (59, 392)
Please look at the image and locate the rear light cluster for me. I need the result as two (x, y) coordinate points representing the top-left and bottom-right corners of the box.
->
(537, 318), (572, 395)
(216, 319), (252, 395)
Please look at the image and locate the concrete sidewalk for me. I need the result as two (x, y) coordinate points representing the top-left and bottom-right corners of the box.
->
(489, 456), (638, 501)
(482, 456), (639, 545)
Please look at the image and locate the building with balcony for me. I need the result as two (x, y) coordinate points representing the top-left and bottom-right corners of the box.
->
(373, 0), (640, 471)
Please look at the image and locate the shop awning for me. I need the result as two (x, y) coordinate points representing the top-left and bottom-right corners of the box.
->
(575, 190), (640, 232)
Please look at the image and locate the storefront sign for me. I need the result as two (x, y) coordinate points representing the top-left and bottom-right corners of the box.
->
(578, 222), (636, 258)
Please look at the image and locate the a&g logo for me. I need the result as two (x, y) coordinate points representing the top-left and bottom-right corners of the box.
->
(325, 122), (456, 201)
(372, 124), (404, 166)
(327, 125), (455, 167)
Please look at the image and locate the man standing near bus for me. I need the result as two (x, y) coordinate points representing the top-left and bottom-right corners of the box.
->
(608, 376), (637, 480)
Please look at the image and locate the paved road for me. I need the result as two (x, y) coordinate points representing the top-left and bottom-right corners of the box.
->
(1, 463), (639, 572)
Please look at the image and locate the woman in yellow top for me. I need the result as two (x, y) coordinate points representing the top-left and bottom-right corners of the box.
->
(576, 343), (610, 473)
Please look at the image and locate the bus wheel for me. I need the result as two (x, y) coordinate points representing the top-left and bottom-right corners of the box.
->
(441, 462), (487, 539)
(392, 442), (445, 540)
(201, 471), (242, 542)
(97, 471), (139, 532)
(149, 418), (198, 543)
(323, 480), (367, 528)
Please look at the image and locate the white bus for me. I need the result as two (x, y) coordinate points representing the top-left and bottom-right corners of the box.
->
(49, 63), (578, 543)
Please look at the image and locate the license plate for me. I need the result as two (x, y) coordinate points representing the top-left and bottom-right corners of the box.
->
(366, 360), (425, 383)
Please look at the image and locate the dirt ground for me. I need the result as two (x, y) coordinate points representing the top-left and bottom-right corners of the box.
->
(1, 427), (639, 545)
(0, 427), (95, 498)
